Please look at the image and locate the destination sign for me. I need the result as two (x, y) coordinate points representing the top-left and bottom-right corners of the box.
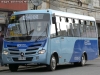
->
(22, 14), (44, 20)
(10, 13), (50, 23)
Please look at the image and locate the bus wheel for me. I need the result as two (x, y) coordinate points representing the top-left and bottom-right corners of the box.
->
(9, 64), (19, 72)
(47, 55), (57, 71)
(80, 54), (86, 66)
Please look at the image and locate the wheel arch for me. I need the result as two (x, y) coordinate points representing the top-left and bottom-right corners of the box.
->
(51, 52), (59, 64)
(82, 51), (87, 61)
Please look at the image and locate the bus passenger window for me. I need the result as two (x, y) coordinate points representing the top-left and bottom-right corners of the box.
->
(69, 23), (74, 36)
(55, 16), (61, 36)
(60, 17), (67, 37)
(73, 19), (80, 37)
(67, 18), (74, 37)
(90, 21), (97, 38)
(56, 16), (60, 22)
(65, 22), (70, 36)
(50, 24), (56, 38)
(80, 20), (87, 37)
(56, 23), (61, 36)
(86, 21), (91, 37)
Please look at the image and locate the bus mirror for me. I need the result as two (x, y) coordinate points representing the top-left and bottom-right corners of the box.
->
(52, 17), (56, 24)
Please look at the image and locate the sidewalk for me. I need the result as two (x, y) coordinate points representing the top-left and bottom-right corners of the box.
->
(96, 56), (100, 59)
(0, 66), (9, 71)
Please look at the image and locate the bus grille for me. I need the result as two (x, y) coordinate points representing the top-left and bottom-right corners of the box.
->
(10, 52), (20, 55)
(28, 44), (41, 47)
(25, 52), (36, 55)
(26, 48), (39, 51)
(7, 43), (42, 55)
(8, 49), (19, 51)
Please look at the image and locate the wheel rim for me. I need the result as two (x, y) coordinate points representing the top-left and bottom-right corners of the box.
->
(51, 56), (56, 70)
(82, 55), (86, 65)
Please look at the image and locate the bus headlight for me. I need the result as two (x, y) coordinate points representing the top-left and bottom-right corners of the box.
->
(2, 50), (9, 55)
(38, 50), (46, 54)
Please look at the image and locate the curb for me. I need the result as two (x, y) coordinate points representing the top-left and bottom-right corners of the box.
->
(0, 67), (9, 72)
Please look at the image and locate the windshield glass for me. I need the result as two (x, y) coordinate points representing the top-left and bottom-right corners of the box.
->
(5, 13), (50, 41)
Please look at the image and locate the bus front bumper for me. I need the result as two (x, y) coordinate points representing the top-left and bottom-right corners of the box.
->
(2, 54), (47, 64)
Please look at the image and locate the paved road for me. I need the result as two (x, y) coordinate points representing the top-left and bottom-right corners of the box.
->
(0, 57), (100, 75)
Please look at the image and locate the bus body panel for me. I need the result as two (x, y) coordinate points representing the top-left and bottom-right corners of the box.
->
(2, 37), (98, 64)
(70, 38), (98, 62)
(50, 37), (98, 64)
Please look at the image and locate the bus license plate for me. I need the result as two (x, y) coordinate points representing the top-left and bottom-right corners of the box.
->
(18, 57), (26, 60)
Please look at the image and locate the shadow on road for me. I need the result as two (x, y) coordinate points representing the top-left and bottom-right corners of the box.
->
(0, 69), (9, 72)
(16, 64), (93, 72)
(0, 64), (94, 72)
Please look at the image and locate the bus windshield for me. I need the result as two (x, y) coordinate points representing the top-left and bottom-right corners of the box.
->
(5, 13), (50, 41)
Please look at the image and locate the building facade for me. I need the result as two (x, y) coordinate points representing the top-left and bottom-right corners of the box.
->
(0, 0), (28, 36)
(0, 0), (28, 11)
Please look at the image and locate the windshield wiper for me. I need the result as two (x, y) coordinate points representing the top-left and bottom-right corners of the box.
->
(35, 25), (48, 42)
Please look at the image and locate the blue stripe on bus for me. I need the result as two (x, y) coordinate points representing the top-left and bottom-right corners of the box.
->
(3, 39), (47, 49)
(70, 39), (98, 62)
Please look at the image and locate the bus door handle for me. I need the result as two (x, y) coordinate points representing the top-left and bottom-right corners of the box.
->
(61, 37), (64, 39)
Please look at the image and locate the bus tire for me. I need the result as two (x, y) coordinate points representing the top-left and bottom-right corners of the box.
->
(9, 64), (19, 72)
(47, 55), (57, 71)
(80, 54), (86, 66)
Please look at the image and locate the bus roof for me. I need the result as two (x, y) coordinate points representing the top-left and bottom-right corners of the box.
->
(50, 9), (95, 21)
(13, 9), (95, 21)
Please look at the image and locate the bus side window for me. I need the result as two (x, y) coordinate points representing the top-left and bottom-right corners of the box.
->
(80, 20), (84, 37)
(51, 16), (61, 37)
(70, 23), (74, 37)
(65, 18), (70, 36)
(50, 24), (56, 38)
(80, 20), (87, 37)
(56, 16), (61, 36)
(86, 21), (91, 37)
(84, 21), (87, 37)
(68, 18), (74, 37)
(90, 21), (97, 38)
(59, 17), (67, 37)
(73, 19), (80, 37)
